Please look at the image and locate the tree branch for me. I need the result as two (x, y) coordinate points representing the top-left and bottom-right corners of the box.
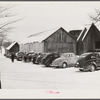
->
(0, 17), (24, 29)
(0, 5), (15, 13)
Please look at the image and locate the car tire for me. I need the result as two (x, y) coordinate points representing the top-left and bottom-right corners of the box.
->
(45, 62), (50, 67)
(62, 62), (67, 68)
(89, 64), (95, 72)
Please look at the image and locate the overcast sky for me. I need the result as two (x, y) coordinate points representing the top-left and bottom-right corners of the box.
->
(1, 1), (100, 42)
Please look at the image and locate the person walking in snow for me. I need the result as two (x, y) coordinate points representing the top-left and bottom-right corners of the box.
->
(11, 52), (15, 63)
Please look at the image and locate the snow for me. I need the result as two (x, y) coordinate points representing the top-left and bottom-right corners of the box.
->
(0, 53), (100, 98)
(20, 27), (60, 44)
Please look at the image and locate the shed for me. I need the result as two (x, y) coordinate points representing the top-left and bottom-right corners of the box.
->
(6, 41), (19, 53)
(77, 23), (100, 55)
(20, 27), (76, 54)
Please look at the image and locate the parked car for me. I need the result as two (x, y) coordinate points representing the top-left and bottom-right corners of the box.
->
(16, 52), (25, 61)
(32, 53), (40, 64)
(35, 53), (50, 64)
(41, 53), (51, 65)
(42, 52), (60, 67)
(51, 53), (79, 68)
(24, 52), (35, 62)
(4, 53), (11, 58)
(75, 52), (100, 72)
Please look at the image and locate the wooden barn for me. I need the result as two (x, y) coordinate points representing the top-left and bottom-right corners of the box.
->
(6, 41), (19, 53)
(69, 30), (82, 40)
(77, 23), (100, 55)
(20, 27), (76, 54)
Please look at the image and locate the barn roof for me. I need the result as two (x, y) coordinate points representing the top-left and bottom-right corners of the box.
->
(77, 28), (87, 41)
(77, 23), (99, 42)
(82, 24), (93, 41)
(20, 27), (72, 44)
(69, 30), (82, 40)
(6, 41), (17, 50)
(20, 27), (60, 44)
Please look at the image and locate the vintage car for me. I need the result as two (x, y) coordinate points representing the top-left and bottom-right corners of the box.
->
(41, 53), (52, 65)
(51, 53), (79, 68)
(24, 52), (35, 62)
(75, 52), (100, 72)
(32, 53), (40, 64)
(4, 52), (11, 58)
(42, 53), (60, 67)
(16, 52), (25, 61)
(35, 53), (50, 64)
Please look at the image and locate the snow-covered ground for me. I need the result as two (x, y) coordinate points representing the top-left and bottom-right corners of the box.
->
(0, 53), (100, 98)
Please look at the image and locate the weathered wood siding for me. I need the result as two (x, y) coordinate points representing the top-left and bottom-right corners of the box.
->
(43, 28), (76, 54)
(9, 43), (19, 53)
(77, 24), (100, 55)
(83, 24), (100, 53)
(20, 42), (44, 53)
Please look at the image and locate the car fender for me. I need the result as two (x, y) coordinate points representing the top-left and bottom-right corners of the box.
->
(91, 61), (97, 67)
(59, 60), (68, 67)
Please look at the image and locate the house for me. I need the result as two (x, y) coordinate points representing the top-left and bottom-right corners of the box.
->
(77, 23), (100, 55)
(6, 41), (19, 53)
(20, 27), (76, 54)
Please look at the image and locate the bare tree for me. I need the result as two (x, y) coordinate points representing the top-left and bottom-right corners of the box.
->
(89, 8), (100, 24)
(0, 4), (23, 49)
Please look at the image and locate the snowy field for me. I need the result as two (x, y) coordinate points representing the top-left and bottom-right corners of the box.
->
(0, 53), (100, 98)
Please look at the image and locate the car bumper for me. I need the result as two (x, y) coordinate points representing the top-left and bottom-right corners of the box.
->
(79, 67), (91, 71)
(75, 64), (90, 71)
(50, 64), (59, 67)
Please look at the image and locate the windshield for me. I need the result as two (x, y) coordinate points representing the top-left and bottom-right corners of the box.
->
(61, 53), (75, 58)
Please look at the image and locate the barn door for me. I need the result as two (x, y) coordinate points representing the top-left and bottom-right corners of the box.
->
(95, 41), (100, 49)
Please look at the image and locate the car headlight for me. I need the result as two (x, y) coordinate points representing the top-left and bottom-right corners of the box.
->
(76, 62), (79, 65)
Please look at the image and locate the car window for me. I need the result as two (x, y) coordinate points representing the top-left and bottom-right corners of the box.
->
(98, 54), (100, 58)
(71, 54), (75, 57)
(61, 53), (74, 57)
(62, 54), (69, 57)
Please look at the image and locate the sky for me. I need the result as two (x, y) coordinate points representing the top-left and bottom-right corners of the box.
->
(1, 1), (100, 42)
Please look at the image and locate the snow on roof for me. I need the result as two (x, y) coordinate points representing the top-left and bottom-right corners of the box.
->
(77, 28), (86, 41)
(82, 25), (91, 41)
(6, 41), (17, 50)
(20, 27), (61, 44)
(77, 24), (92, 42)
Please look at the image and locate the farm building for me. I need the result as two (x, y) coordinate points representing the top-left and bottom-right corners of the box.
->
(6, 41), (19, 53)
(69, 30), (82, 40)
(77, 23), (100, 55)
(20, 27), (76, 54)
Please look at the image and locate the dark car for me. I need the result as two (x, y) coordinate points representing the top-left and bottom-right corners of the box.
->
(35, 53), (50, 64)
(4, 53), (11, 58)
(42, 53), (60, 67)
(75, 52), (100, 72)
(24, 52), (35, 62)
(32, 53), (40, 64)
(16, 52), (25, 61)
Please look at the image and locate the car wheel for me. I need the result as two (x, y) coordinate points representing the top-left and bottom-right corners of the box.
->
(62, 62), (67, 68)
(45, 63), (50, 67)
(89, 64), (95, 72)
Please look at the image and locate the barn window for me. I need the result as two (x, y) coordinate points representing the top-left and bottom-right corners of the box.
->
(95, 41), (100, 49)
